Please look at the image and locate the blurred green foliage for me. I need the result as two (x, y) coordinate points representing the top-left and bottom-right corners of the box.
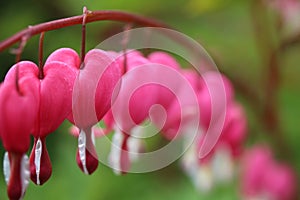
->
(0, 0), (299, 199)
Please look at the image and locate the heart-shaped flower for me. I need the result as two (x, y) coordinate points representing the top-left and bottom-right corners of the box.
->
(242, 146), (296, 200)
(5, 56), (76, 185)
(104, 52), (159, 174)
(58, 48), (122, 175)
(105, 51), (184, 173)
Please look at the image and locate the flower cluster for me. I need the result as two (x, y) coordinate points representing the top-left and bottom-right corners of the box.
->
(0, 44), (297, 199)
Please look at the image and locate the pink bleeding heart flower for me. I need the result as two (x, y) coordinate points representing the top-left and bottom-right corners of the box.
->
(195, 71), (235, 160)
(69, 49), (121, 175)
(198, 102), (247, 162)
(241, 146), (296, 200)
(0, 77), (39, 200)
(106, 51), (190, 173)
(263, 163), (296, 200)
(5, 56), (76, 185)
(111, 51), (159, 130)
(198, 101), (247, 163)
(104, 52), (158, 174)
(128, 52), (184, 140)
(102, 51), (143, 134)
(45, 47), (81, 70)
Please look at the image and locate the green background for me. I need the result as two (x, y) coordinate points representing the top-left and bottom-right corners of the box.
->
(0, 0), (299, 199)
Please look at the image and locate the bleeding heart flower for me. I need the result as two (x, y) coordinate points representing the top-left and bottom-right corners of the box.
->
(241, 146), (296, 200)
(198, 101), (247, 164)
(105, 51), (189, 173)
(68, 49), (121, 175)
(0, 77), (38, 200)
(104, 51), (157, 174)
(181, 141), (234, 193)
(5, 56), (76, 185)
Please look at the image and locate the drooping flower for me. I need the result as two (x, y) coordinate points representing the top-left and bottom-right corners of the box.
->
(63, 48), (122, 175)
(241, 146), (296, 200)
(0, 77), (39, 200)
(181, 141), (234, 192)
(104, 51), (158, 174)
(104, 50), (184, 173)
(197, 102), (247, 163)
(181, 72), (247, 192)
(5, 56), (76, 185)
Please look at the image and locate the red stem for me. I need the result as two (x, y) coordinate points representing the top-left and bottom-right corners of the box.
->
(0, 10), (169, 53)
(38, 32), (45, 79)
(13, 36), (28, 95)
(80, 7), (88, 64)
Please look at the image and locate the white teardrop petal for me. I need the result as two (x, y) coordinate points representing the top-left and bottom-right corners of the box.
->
(78, 129), (89, 174)
(20, 154), (30, 198)
(108, 127), (123, 175)
(3, 152), (10, 185)
(34, 138), (42, 185)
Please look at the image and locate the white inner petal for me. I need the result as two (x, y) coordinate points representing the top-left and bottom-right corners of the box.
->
(211, 144), (234, 183)
(34, 138), (42, 185)
(128, 136), (143, 162)
(78, 129), (89, 175)
(91, 129), (96, 146)
(20, 154), (30, 199)
(3, 152), (10, 185)
(108, 127), (123, 175)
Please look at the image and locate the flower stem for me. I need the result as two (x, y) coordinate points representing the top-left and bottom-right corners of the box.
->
(12, 36), (28, 95)
(80, 7), (88, 65)
(38, 32), (45, 79)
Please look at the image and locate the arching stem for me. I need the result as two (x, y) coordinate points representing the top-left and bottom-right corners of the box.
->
(0, 10), (169, 53)
(11, 36), (29, 95)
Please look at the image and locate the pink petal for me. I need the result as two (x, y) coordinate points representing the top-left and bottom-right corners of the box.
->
(45, 48), (81, 70)
(0, 78), (39, 153)
(241, 146), (273, 196)
(5, 61), (39, 82)
(148, 51), (181, 70)
(263, 164), (296, 200)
